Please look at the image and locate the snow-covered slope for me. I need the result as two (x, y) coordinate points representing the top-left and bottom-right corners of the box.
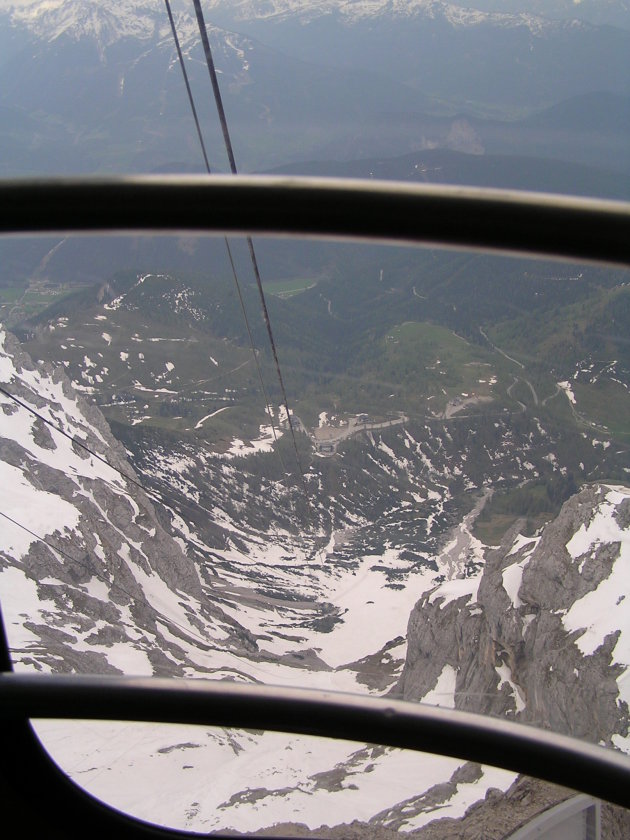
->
(0, 327), (246, 675)
(398, 483), (630, 749)
(2, 328), (630, 833)
(0, 0), (582, 40)
(0, 0), (247, 64)
(205, 0), (580, 33)
(473, 0), (630, 29)
(0, 328), (515, 832)
(0, 329), (524, 833)
(2, 0), (160, 44)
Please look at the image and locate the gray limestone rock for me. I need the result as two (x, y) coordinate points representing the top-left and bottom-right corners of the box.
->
(395, 485), (629, 744)
(389, 483), (630, 836)
(0, 329), (244, 675)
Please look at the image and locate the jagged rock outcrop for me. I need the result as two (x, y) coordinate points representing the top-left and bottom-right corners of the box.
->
(395, 483), (630, 748)
(3, 324), (628, 834)
(252, 776), (623, 839)
(0, 329), (253, 674)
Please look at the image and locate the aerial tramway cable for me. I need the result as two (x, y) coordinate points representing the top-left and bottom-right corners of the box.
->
(164, 0), (211, 173)
(163, 0), (289, 479)
(189, 0), (309, 493)
(0, 383), (308, 573)
(0, 510), (219, 654)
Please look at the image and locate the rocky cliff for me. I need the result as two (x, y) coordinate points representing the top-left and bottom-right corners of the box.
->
(0, 328), (252, 675)
(382, 483), (630, 836)
(395, 483), (630, 750)
(3, 326), (630, 834)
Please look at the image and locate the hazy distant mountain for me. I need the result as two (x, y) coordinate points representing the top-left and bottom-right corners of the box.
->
(206, 0), (629, 29)
(205, 0), (630, 108)
(270, 146), (630, 198)
(0, 0), (629, 176)
(0, 2), (434, 174)
(524, 90), (630, 134)
(470, 0), (630, 29)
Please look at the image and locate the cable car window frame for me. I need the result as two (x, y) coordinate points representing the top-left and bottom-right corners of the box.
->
(1, 174), (630, 838)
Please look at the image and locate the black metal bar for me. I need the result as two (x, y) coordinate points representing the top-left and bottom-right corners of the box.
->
(0, 176), (629, 266)
(0, 605), (14, 673)
(2, 673), (629, 809)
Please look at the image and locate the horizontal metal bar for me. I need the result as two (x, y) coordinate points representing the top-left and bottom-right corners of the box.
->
(2, 673), (629, 809)
(1, 176), (629, 266)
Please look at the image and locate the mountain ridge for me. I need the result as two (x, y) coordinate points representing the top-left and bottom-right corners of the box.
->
(0, 0), (594, 44)
(2, 324), (630, 833)
(1, 0), (629, 177)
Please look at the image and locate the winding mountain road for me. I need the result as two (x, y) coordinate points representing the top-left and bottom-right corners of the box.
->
(479, 327), (524, 369)
(480, 327), (541, 408)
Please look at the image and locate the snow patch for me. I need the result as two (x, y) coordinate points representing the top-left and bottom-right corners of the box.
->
(422, 664), (457, 708)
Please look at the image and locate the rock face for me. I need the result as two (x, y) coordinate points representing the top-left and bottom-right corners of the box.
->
(3, 326), (629, 834)
(395, 482), (630, 744)
(0, 328), (250, 675)
(366, 484), (630, 837)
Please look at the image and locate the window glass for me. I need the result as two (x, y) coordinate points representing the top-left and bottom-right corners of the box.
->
(0, 0), (629, 835)
(33, 720), (630, 835)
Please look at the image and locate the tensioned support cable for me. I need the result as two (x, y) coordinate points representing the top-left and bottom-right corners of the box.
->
(190, 0), (308, 489)
(164, 0), (211, 173)
(191, 0), (237, 175)
(0, 383), (150, 500)
(0, 509), (215, 652)
(164, 0), (289, 481)
(0, 383), (275, 572)
(221, 236), (290, 477)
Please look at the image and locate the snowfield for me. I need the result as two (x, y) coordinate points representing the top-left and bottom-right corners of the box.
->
(34, 719), (516, 833)
(0, 341), (515, 832)
(562, 486), (630, 722)
(2, 325), (629, 833)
